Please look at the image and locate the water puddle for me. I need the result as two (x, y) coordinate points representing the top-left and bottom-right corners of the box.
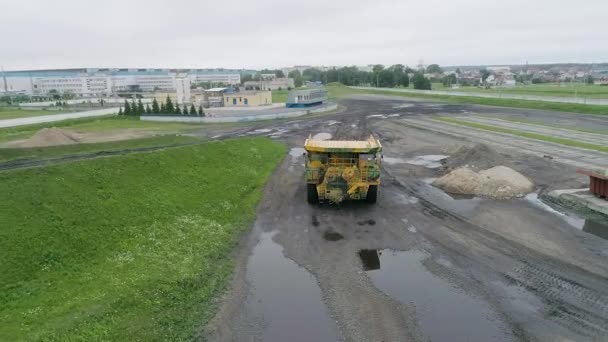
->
(325, 120), (342, 126)
(525, 193), (585, 229)
(356, 219), (376, 226)
(312, 132), (332, 140)
(366, 114), (388, 119)
(363, 249), (513, 342)
(245, 232), (339, 341)
(525, 193), (608, 240)
(252, 128), (273, 133)
(359, 249), (381, 270)
(267, 128), (290, 138)
(387, 113), (400, 118)
(402, 181), (481, 217)
(323, 230), (344, 241)
(383, 155), (448, 169)
(392, 104), (414, 108)
(289, 147), (306, 162)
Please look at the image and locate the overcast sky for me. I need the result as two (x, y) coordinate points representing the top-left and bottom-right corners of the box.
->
(2, 0), (607, 70)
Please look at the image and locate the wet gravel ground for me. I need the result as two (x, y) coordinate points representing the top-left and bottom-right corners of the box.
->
(7, 95), (606, 341)
(202, 95), (608, 341)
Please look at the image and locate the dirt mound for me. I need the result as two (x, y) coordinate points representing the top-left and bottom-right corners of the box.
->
(433, 165), (534, 199)
(443, 144), (506, 171)
(21, 128), (82, 147)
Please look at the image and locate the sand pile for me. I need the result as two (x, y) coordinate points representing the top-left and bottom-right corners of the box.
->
(433, 165), (534, 199)
(21, 128), (82, 147)
(443, 144), (506, 171)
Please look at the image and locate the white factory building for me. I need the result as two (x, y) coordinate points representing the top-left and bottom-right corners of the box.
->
(1, 68), (241, 96)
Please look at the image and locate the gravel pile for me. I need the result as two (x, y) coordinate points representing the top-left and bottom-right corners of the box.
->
(443, 144), (506, 171)
(433, 165), (534, 199)
(21, 128), (81, 147)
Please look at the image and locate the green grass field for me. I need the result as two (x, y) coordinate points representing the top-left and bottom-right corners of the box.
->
(0, 106), (71, 120)
(477, 115), (608, 135)
(326, 84), (608, 116)
(434, 116), (608, 153)
(0, 137), (287, 341)
(435, 83), (608, 99)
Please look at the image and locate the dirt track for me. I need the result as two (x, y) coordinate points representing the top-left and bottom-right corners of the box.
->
(4, 95), (606, 341)
(202, 95), (608, 341)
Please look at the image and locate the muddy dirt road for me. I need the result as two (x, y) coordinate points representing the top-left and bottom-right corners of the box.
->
(202, 95), (608, 342)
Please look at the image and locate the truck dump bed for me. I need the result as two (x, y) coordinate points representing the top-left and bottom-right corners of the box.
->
(304, 135), (382, 153)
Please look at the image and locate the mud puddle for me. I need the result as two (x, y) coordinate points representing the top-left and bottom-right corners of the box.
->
(362, 249), (514, 342)
(367, 114), (388, 119)
(392, 182), (481, 218)
(392, 104), (414, 108)
(383, 155), (448, 168)
(244, 232), (339, 342)
(525, 193), (608, 240)
(288, 147), (306, 162)
(323, 230), (344, 241)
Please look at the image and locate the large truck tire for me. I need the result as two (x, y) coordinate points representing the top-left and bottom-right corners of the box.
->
(366, 185), (378, 204)
(307, 184), (319, 204)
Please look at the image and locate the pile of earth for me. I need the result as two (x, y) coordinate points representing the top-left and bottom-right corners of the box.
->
(20, 128), (82, 147)
(433, 165), (534, 199)
(443, 143), (506, 171)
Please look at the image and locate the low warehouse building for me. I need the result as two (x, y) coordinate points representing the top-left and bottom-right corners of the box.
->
(286, 88), (327, 108)
(224, 90), (272, 107)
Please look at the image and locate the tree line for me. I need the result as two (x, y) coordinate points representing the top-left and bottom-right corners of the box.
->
(239, 65), (438, 90)
(119, 96), (205, 116)
(298, 65), (432, 90)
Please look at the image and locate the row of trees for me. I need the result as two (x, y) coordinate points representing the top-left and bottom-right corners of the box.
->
(240, 64), (443, 90)
(299, 65), (432, 89)
(119, 96), (205, 116)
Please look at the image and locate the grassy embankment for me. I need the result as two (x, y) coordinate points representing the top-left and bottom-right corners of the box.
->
(0, 106), (71, 120)
(477, 115), (608, 135)
(431, 82), (608, 99)
(0, 135), (205, 163)
(434, 116), (608, 153)
(326, 84), (608, 116)
(0, 137), (287, 341)
(0, 116), (210, 162)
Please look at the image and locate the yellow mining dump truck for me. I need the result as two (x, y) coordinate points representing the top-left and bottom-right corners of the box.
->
(304, 135), (382, 204)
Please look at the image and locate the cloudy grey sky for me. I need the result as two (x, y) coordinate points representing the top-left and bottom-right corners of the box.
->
(2, 0), (607, 70)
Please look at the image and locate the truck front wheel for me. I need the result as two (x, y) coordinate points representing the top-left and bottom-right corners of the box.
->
(307, 184), (319, 204)
(366, 185), (378, 204)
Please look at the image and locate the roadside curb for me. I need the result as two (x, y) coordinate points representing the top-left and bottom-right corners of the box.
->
(544, 189), (608, 218)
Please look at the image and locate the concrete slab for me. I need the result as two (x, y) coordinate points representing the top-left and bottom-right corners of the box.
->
(546, 188), (608, 217)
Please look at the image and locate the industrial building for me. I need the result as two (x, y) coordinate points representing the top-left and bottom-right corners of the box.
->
(286, 88), (327, 108)
(202, 88), (234, 108)
(223, 91), (272, 107)
(243, 74), (295, 91)
(1, 68), (241, 96)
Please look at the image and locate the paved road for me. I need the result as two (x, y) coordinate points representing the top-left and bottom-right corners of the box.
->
(352, 86), (608, 105)
(203, 95), (608, 341)
(0, 107), (119, 128)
